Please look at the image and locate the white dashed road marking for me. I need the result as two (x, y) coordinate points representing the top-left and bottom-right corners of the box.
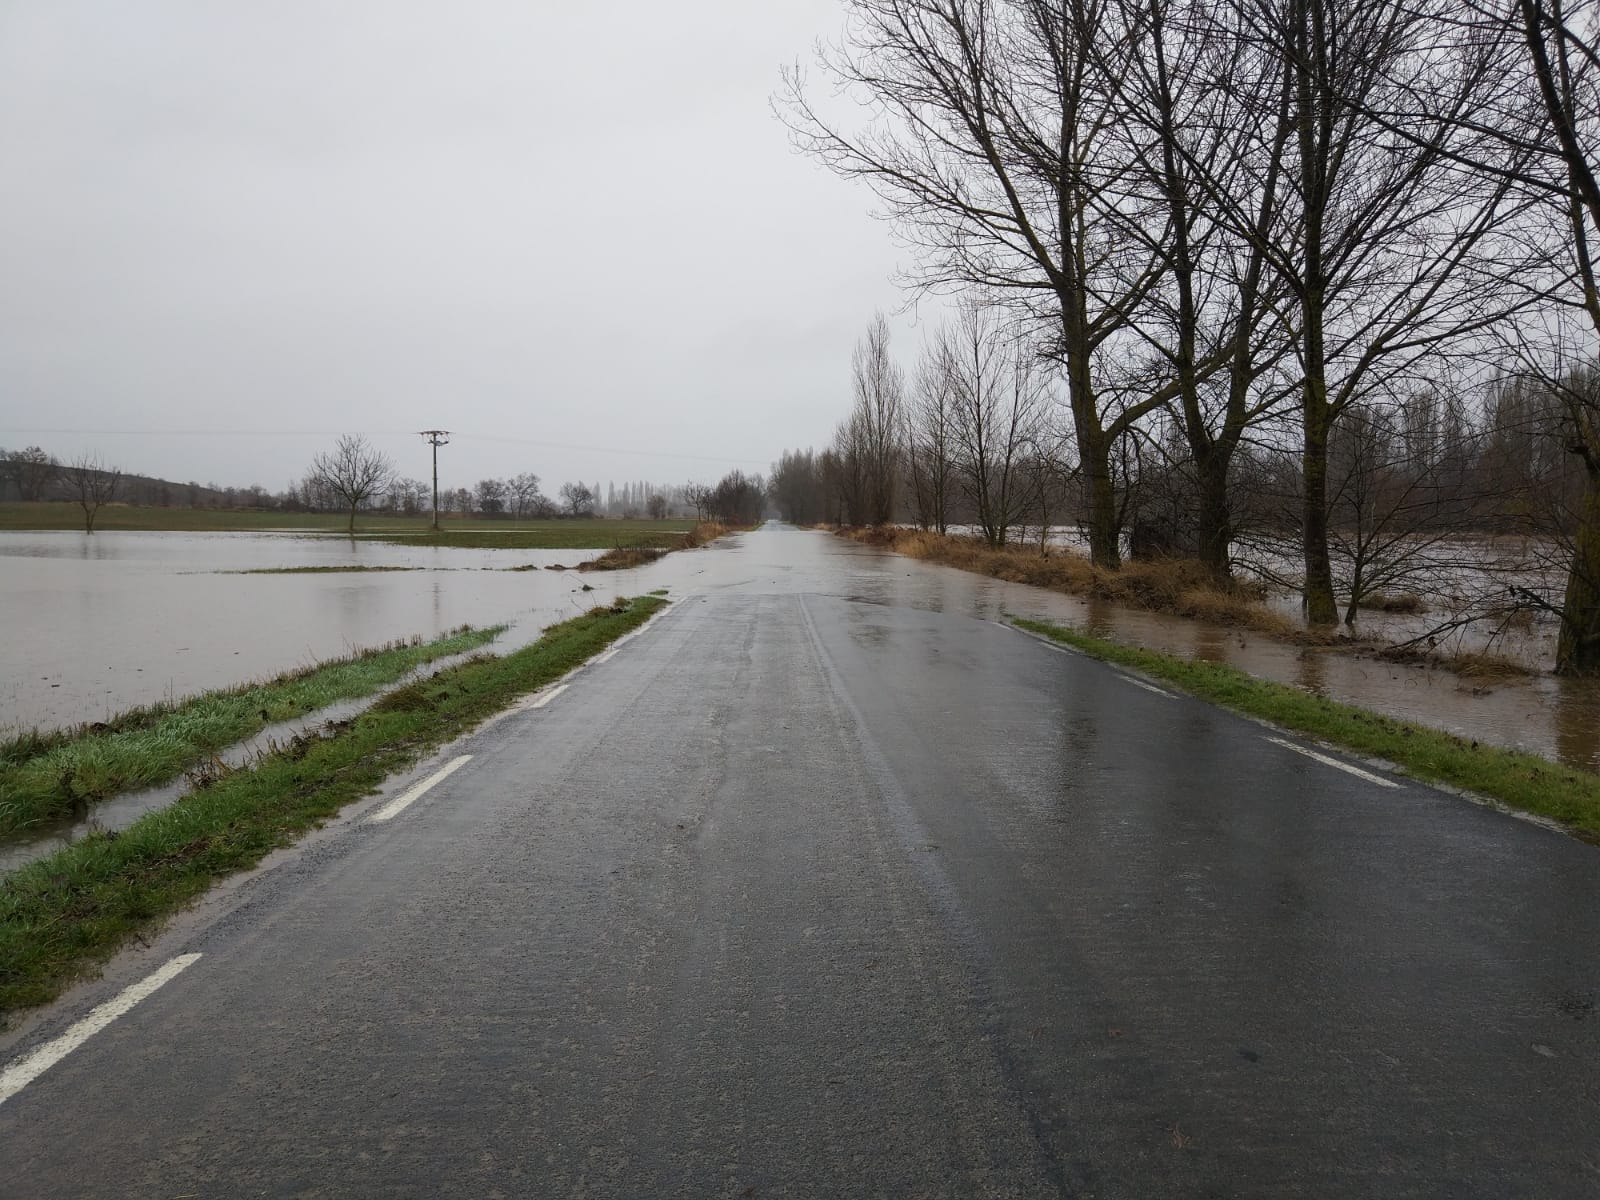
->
(0, 954), (202, 1107)
(1266, 737), (1400, 789)
(1116, 672), (1175, 699)
(529, 683), (568, 709)
(366, 754), (473, 823)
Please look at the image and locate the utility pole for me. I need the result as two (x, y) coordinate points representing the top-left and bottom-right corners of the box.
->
(419, 430), (450, 531)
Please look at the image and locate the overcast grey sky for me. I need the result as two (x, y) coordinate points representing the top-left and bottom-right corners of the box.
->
(0, 1), (926, 495)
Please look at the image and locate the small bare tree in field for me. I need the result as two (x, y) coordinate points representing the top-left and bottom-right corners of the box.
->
(309, 435), (395, 534)
(62, 453), (121, 533)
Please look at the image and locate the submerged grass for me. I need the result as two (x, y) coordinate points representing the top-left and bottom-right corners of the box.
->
(0, 596), (667, 1017)
(222, 565), (425, 575)
(840, 527), (1321, 643)
(580, 547), (668, 570)
(1011, 616), (1600, 838)
(0, 626), (503, 836)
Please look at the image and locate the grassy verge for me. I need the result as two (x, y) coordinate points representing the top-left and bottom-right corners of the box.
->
(0, 626), (503, 836)
(0, 503), (699, 542)
(0, 596), (667, 1017)
(0, 503), (436, 533)
(363, 519), (698, 550)
(1011, 616), (1600, 838)
(840, 526), (1325, 643)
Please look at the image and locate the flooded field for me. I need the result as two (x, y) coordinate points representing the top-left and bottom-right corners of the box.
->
(0, 531), (631, 735)
(5, 525), (1596, 778)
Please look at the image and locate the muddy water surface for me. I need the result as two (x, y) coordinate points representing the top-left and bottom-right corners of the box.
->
(5, 524), (1596, 777)
(0, 531), (631, 735)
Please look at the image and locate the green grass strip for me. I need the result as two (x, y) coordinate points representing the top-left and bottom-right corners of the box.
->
(0, 626), (504, 836)
(363, 521), (695, 550)
(1011, 616), (1600, 839)
(0, 596), (667, 1017)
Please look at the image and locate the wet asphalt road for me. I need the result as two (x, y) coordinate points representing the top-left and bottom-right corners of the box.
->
(3, 526), (1598, 1198)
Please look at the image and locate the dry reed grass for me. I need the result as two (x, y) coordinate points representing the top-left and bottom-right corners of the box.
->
(838, 526), (1322, 642)
(577, 521), (731, 571)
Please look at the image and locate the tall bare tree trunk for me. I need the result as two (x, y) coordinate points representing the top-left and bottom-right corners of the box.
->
(1301, 369), (1340, 625)
(1076, 421), (1121, 569)
(1558, 470), (1600, 673)
(1193, 448), (1232, 578)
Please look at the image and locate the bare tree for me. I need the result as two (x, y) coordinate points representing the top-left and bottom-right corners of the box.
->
(1324, 390), (1483, 626)
(308, 435), (395, 533)
(559, 481), (597, 517)
(905, 340), (959, 534)
(944, 305), (1047, 548)
(784, 1), (1170, 566)
(1384, 0), (1600, 671)
(475, 478), (508, 516)
(769, 451), (829, 525)
(683, 482), (712, 522)
(1091, 0), (1302, 579)
(708, 470), (767, 525)
(61, 453), (121, 533)
(507, 473), (544, 518)
(6, 446), (57, 502)
(850, 313), (905, 525)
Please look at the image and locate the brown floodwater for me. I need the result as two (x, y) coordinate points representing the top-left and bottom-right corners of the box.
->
(0, 530), (636, 735)
(2, 525), (1595, 873)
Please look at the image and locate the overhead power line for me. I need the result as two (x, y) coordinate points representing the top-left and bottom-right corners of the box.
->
(0, 427), (773, 468)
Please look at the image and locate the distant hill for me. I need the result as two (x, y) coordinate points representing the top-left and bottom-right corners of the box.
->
(0, 447), (262, 508)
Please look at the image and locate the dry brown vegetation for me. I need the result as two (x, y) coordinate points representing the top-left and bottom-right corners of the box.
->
(578, 522), (731, 571)
(839, 526), (1324, 642)
(683, 520), (730, 547)
(1376, 645), (1536, 679)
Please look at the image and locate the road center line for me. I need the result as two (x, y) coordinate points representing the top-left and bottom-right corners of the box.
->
(366, 754), (473, 823)
(1266, 736), (1400, 789)
(1116, 672), (1175, 699)
(0, 953), (202, 1107)
(529, 683), (568, 709)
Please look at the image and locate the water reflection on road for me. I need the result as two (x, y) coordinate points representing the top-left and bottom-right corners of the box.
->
(642, 528), (1600, 773)
(5, 525), (1597, 773)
